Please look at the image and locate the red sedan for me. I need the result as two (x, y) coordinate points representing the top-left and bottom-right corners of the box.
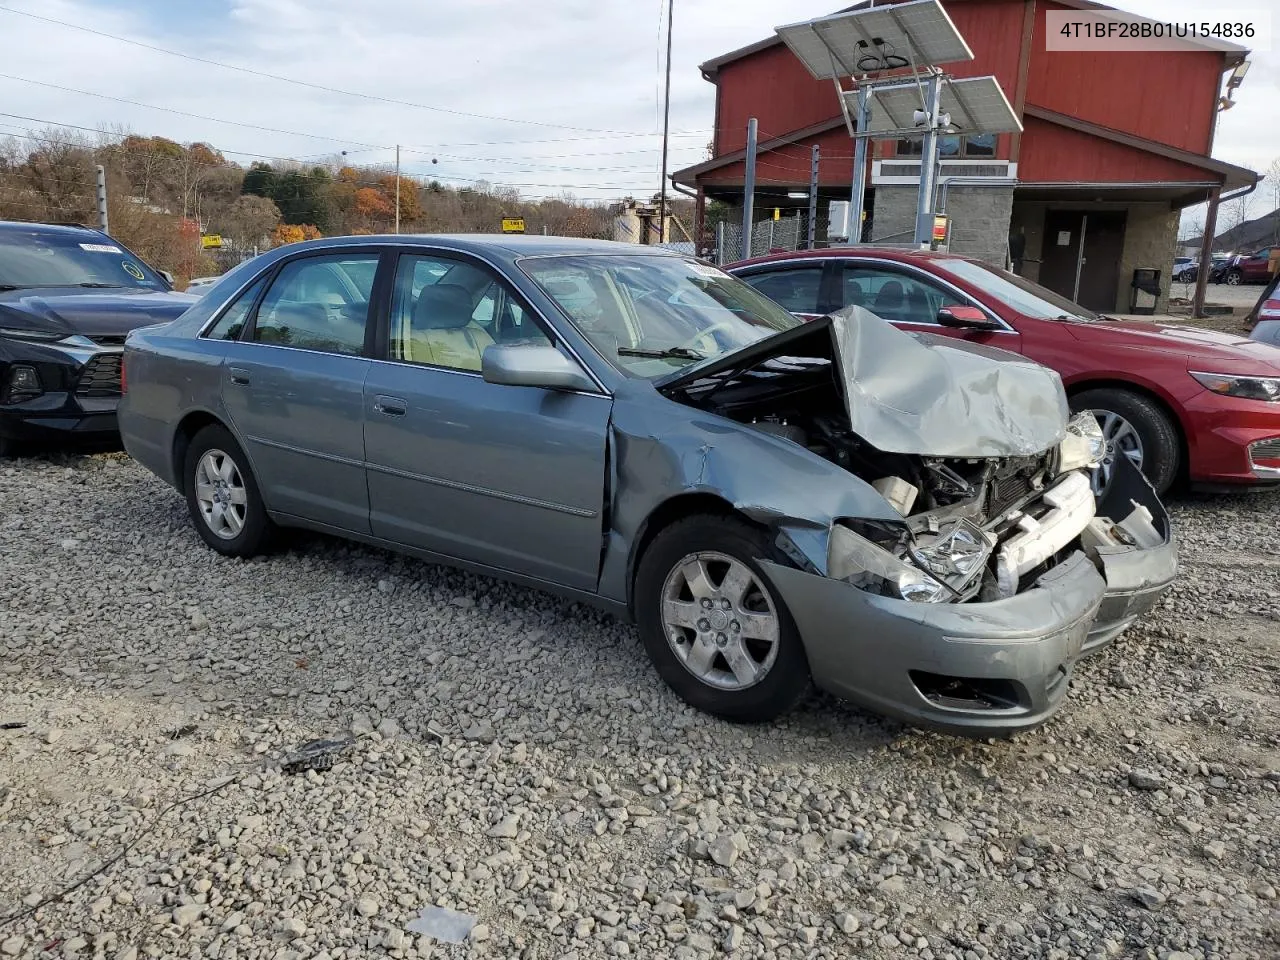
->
(729, 248), (1280, 493)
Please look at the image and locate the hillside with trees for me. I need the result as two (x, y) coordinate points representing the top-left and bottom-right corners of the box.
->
(0, 126), (631, 285)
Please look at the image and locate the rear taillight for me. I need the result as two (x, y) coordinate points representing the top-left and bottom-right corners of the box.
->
(1259, 299), (1280, 321)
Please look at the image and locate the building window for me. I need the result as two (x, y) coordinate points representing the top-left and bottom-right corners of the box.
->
(896, 134), (995, 158)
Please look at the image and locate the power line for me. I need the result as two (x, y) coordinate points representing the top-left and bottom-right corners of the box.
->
(0, 74), (387, 150)
(0, 121), (658, 201)
(0, 4), (675, 137)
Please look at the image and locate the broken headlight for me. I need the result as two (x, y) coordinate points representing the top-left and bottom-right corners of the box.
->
(1058, 411), (1105, 474)
(828, 521), (949, 603)
(908, 519), (994, 594)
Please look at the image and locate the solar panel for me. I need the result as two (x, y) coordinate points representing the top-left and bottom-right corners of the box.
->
(848, 75), (1022, 136)
(775, 0), (973, 80)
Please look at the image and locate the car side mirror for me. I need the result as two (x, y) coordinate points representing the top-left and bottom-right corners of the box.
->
(158, 269), (175, 285)
(937, 304), (999, 329)
(482, 344), (596, 392)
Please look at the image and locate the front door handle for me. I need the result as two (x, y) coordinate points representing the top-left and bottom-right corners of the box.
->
(228, 367), (250, 385)
(373, 395), (407, 417)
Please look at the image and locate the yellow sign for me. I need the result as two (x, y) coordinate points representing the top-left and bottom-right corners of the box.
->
(931, 215), (949, 244)
(201, 234), (223, 249)
(773, 208), (781, 221)
(501, 217), (526, 234)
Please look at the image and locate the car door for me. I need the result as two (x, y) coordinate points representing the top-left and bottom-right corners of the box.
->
(838, 261), (1021, 352)
(363, 250), (612, 591)
(735, 262), (833, 320)
(219, 249), (386, 533)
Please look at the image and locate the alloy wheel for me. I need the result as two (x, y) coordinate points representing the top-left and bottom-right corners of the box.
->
(1089, 409), (1144, 496)
(660, 551), (780, 691)
(194, 448), (248, 540)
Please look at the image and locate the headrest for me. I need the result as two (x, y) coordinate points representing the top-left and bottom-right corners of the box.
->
(414, 283), (474, 330)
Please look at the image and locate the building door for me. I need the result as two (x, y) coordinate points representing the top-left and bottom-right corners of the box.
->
(1039, 211), (1127, 312)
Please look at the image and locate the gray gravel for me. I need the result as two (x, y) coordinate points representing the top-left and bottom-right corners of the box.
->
(1, 452), (1278, 960)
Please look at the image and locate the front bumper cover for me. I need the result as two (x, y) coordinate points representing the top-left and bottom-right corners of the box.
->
(764, 459), (1176, 737)
(0, 339), (122, 443)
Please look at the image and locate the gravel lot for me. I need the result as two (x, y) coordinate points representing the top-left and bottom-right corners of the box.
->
(1, 453), (1277, 960)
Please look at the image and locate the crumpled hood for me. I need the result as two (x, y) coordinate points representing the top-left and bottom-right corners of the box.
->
(0, 287), (197, 339)
(661, 307), (1068, 458)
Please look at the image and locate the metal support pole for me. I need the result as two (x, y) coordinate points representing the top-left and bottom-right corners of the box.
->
(394, 145), (401, 235)
(715, 220), (726, 265)
(848, 86), (870, 244)
(95, 165), (109, 234)
(658, 0), (674, 244)
(808, 145), (819, 249)
(913, 73), (944, 247)
(1193, 189), (1219, 319)
(741, 118), (758, 260)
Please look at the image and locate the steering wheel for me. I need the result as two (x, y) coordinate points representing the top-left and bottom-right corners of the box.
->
(678, 321), (739, 354)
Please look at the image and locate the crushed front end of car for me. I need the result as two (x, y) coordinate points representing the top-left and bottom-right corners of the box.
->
(657, 308), (1176, 735)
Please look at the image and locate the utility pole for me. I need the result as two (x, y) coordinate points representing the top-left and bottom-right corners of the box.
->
(741, 117), (758, 260)
(658, 0), (675, 244)
(394, 144), (401, 235)
(95, 165), (109, 234)
(807, 145), (820, 249)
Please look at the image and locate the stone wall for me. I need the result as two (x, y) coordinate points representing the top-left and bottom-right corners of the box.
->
(868, 184), (1014, 266)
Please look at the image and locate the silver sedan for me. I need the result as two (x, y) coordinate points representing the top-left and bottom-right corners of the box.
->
(119, 235), (1176, 736)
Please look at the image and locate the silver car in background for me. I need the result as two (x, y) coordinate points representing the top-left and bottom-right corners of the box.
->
(118, 235), (1176, 736)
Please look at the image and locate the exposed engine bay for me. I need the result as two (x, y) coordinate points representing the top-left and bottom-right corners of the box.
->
(667, 353), (1165, 606)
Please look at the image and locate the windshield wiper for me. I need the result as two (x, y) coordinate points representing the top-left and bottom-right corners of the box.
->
(616, 345), (706, 360)
(74, 282), (126, 288)
(0, 284), (26, 291)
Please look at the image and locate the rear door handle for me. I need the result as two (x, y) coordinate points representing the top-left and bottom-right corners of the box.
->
(373, 395), (407, 417)
(228, 367), (250, 385)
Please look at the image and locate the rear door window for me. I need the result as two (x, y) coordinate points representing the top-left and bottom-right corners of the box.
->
(740, 267), (825, 315)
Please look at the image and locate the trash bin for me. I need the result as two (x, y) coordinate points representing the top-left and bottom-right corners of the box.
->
(1130, 268), (1160, 315)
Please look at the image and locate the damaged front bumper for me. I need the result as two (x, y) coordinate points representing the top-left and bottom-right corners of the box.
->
(762, 460), (1176, 737)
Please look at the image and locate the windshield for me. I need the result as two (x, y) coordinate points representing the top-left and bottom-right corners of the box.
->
(934, 258), (1100, 322)
(519, 254), (801, 377)
(0, 230), (168, 291)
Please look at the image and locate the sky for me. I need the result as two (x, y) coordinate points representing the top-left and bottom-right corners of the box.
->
(0, 0), (1275, 210)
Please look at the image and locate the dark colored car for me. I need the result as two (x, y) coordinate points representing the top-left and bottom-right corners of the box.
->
(0, 221), (196, 454)
(1247, 270), (1280, 351)
(730, 248), (1280, 492)
(118, 235), (1175, 736)
(1224, 247), (1279, 286)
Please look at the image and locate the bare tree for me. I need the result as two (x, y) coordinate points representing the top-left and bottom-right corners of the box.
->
(1267, 156), (1280, 212)
(1217, 185), (1257, 249)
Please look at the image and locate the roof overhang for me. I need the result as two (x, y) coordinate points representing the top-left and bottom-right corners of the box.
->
(671, 117), (849, 186)
(1013, 181), (1220, 208)
(1024, 105), (1260, 191)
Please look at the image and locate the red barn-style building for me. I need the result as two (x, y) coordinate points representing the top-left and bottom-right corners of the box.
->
(674, 0), (1258, 313)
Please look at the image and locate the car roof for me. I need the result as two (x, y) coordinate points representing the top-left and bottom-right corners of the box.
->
(727, 247), (972, 269)
(0, 219), (108, 238)
(283, 233), (685, 259)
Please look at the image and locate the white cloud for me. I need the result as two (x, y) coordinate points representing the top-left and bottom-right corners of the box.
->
(0, 0), (1274, 204)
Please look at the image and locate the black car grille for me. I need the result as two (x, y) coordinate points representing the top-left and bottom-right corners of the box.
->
(987, 469), (1038, 517)
(76, 352), (123, 397)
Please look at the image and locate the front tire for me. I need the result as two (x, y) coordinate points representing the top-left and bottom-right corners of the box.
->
(1225, 270), (1243, 286)
(1070, 388), (1180, 495)
(634, 514), (811, 722)
(183, 424), (274, 557)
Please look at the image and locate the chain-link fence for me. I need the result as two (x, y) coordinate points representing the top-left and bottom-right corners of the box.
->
(712, 214), (812, 264)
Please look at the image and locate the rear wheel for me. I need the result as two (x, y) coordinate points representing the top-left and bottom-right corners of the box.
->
(634, 514), (811, 722)
(1070, 388), (1180, 495)
(1225, 270), (1243, 286)
(183, 424), (275, 557)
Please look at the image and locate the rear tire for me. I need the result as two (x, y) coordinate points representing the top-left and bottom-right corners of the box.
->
(1070, 388), (1180, 495)
(634, 514), (811, 722)
(183, 424), (274, 557)
(1225, 270), (1243, 286)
